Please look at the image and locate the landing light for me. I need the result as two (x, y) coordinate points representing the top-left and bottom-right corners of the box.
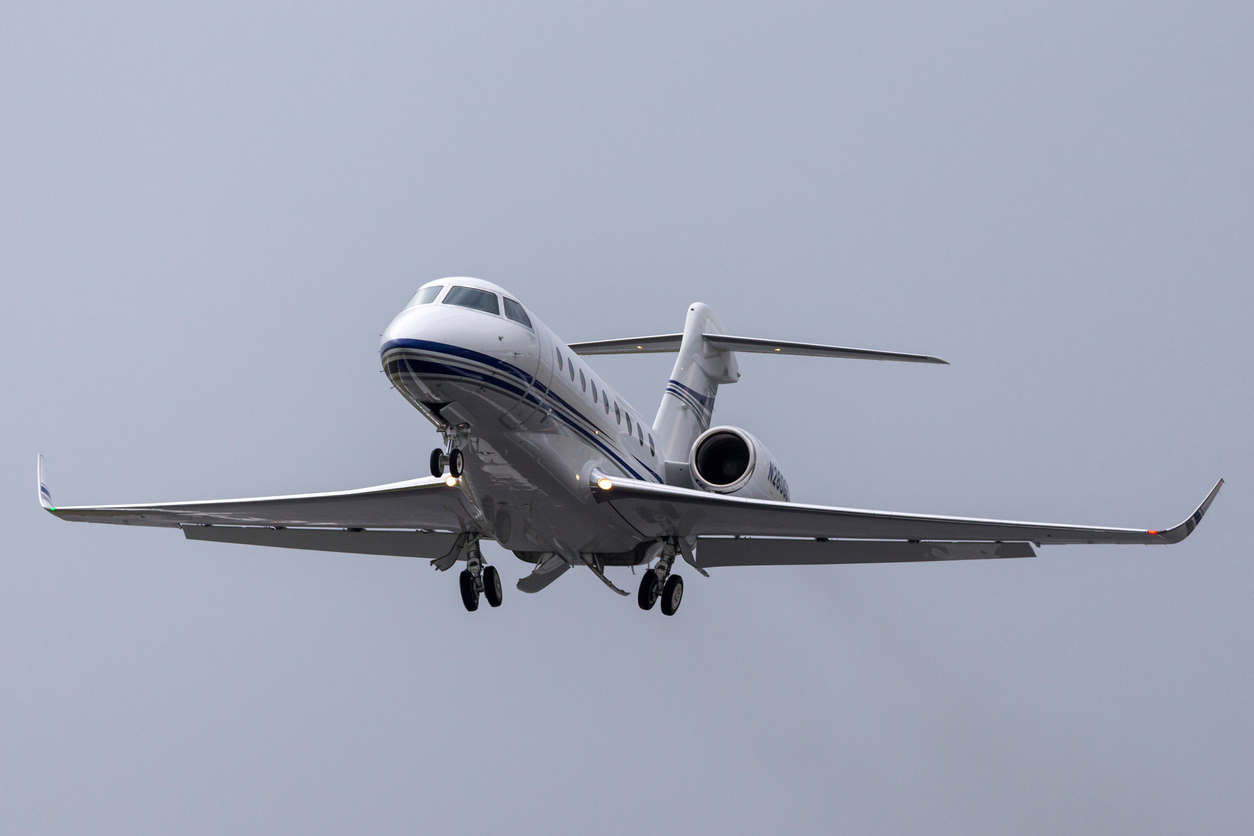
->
(445, 476), (459, 487)
(597, 477), (613, 491)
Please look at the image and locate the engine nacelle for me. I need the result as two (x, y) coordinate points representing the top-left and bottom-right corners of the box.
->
(689, 426), (790, 502)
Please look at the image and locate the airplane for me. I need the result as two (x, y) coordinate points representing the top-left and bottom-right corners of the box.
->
(39, 277), (1223, 616)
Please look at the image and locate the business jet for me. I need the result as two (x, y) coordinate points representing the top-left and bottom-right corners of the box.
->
(39, 277), (1222, 615)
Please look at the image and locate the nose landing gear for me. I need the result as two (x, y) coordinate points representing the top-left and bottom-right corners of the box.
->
(429, 446), (466, 479)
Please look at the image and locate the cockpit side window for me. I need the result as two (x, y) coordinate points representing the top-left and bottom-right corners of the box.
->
(503, 298), (532, 329)
(406, 285), (443, 308)
(442, 286), (500, 315)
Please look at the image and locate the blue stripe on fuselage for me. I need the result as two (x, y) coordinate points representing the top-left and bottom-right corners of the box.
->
(383, 340), (661, 482)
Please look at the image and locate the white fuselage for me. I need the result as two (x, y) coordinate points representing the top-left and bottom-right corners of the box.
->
(380, 278), (664, 564)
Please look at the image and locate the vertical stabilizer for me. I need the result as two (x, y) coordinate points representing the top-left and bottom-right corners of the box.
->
(653, 303), (739, 463)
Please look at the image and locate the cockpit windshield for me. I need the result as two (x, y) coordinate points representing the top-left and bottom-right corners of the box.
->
(405, 285), (443, 308)
(442, 286), (500, 315)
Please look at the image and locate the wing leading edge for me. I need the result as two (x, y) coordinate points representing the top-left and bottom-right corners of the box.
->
(590, 473), (1222, 565)
(38, 456), (477, 532)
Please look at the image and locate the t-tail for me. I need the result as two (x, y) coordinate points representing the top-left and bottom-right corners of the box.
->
(653, 303), (739, 462)
(567, 305), (948, 466)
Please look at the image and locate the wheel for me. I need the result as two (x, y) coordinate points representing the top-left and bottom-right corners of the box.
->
(660, 574), (684, 616)
(459, 569), (479, 611)
(429, 448), (445, 478)
(483, 565), (503, 607)
(449, 448), (465, 478)
(638, 571), (659, 611)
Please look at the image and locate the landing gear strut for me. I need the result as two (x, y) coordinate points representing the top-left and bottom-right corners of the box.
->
(638, 538), (684, 616)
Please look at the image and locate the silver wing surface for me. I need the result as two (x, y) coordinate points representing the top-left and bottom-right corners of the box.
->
(590, 474), (1223, 567)
(38, 456), (478, 559)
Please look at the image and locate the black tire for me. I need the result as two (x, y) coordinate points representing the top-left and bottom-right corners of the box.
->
(430, 448), (445, 479)
(638, 571), (659, 611)
(459, 569), (479, 611)
(483, 565), (503, 607)
(449, 448), (464, 478)
(660, 574), (684, 616)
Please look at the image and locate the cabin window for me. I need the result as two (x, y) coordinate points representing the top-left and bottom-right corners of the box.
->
(615, 403), (621, 424)
(442, 286), (499, 315)
(638, 424), (644, 445)
(590, 380), (597, 400)
(604, 396), (610, 414)
(579, 369), (586, 392)
(625, 413), (632, 434)
(648, 434), (655, 456)
(569, 362), (575, 382)
(405, 285), (443, 308)
(502, 298), (532, 329)
(555, 349), (563, 371)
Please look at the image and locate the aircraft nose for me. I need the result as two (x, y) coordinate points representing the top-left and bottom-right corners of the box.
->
(380, 304), (458, 352)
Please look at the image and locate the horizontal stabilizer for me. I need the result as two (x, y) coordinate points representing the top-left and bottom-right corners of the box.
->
(568, 334), (946, 364)
(569, 334), (684, 354)
(696, 538), (1035, 567)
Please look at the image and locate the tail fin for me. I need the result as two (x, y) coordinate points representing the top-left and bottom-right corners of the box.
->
(653, 303), (739, 463)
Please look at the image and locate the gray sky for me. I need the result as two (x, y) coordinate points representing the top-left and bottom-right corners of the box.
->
(2, 1), (1250, 833)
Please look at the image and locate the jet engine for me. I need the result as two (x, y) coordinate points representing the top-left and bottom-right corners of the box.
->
(689, 426), (790, 502)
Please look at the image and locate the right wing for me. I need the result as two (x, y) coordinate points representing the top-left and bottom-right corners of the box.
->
(38, 455), (479, 558)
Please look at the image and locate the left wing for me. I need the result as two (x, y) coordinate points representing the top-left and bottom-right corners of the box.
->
(590, 472), (1222, 563)
(38, 455), (479, 558)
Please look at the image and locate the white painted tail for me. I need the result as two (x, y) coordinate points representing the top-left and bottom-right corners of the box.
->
(652, 303), (739, 464)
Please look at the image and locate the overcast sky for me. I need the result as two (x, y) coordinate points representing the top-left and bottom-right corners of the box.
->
(2, 2), (1251, 834)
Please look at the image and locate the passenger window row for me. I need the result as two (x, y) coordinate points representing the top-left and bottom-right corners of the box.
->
(554, 347), (653, 455)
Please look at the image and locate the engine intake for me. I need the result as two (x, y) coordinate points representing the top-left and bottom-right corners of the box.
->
(689, 426), (790, 501)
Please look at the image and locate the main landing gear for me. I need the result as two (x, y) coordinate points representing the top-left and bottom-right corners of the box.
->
(456, 538), (502, 612)
(638, 539), (685, 616)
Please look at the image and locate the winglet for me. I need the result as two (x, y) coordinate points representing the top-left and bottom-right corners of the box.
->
(37, 454), (53, 510)
(1155, 478), (1224, 544)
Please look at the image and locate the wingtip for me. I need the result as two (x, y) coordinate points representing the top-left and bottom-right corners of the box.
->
(37, 454), (53, 510)
(1157, 478), (1223, 544)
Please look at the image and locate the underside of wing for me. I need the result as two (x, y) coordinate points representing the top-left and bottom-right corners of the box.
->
(590, 474), (1222, 554)
(695, 538), (1037, 566)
